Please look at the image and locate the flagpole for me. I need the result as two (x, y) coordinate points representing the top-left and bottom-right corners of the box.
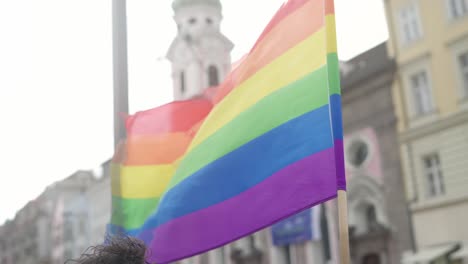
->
(112, 0), (129, 149)
(337, 190), (351, 264)
(322, 0), (351, 261)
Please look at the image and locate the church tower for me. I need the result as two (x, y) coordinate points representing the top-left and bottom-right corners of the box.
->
(167, 0), (234, 100)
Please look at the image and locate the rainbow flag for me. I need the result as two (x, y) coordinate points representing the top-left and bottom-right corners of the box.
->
(109, 99), (212, 235)
(137, 0), (345, 262)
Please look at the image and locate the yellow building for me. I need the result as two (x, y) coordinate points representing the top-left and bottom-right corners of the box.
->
(384, 0), (468, 263)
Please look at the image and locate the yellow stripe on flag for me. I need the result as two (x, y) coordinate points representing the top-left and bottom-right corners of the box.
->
(326, 15), (337, 53)
(112, 164), (175, 199)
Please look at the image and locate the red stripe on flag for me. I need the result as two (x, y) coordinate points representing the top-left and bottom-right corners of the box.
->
(125, 99), (212, 135)
(325, 0), (335, 14)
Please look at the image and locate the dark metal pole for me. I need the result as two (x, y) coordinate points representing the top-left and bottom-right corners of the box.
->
(112, 0), (129, 149)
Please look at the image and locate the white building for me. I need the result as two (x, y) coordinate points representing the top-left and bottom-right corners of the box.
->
(49, 163), (112, 263)
(49, 170), (94, 264)
(86, 170), (111, 246)
(0, 170), (95, 264)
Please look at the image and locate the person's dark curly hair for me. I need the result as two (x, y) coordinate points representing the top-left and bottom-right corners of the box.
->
(67, 236), (149, 264)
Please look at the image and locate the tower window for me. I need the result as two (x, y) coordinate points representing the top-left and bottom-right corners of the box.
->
(365, 204), (378, 231)
(180, 71), (186, 95)
(208, 65), (219, 87)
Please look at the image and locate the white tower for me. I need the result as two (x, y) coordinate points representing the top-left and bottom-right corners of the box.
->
(167, 0), (234, 100)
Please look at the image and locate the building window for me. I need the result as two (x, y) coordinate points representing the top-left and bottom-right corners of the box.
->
(458, 51), (468, 97)
(365, 205), (378, 232)
(180, 71), (186, 95)
(346, 139), (369, 167)
(220, 247), (226, 264)
(64, 249), (73, 262)
(320, 204), (331, 261)
(208, 65), (219, 87)
(64, 225), (73, 241)
(279, 245), (293, 264)
(410, 70), (433, 115)
(423, 154), (445, 198)
(188, 17), (197, 25)
(79, 218), (86, 233)
(183, 256), (195, 264)
(399, 4), (422, 44)
(448, 0), (468, 19)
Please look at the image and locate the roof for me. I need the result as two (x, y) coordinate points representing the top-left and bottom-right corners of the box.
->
(402, 244), (459, 264)
(340, 42), (395, 88)
(172, 0), (222, 12)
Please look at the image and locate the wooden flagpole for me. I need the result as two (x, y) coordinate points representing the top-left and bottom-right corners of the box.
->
(337, 190), (351, 264)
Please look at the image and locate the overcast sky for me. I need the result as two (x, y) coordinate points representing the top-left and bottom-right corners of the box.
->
(0, 0), (388, 223)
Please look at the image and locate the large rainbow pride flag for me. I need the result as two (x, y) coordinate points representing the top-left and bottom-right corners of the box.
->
(110, 0), (345, 262)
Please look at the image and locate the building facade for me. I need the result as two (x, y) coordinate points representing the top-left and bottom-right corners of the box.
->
(0, 201), (43, 264)
(384, 0), (468, 262)
(341, 43), (413, 264)
(0, 170), (99, 264)
(49, 164), (112, 263)
(48, 171), (94, 264)
(85, 162), (111, 247)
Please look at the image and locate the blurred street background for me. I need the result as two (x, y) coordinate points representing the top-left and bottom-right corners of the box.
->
(1, 0), (467, 264)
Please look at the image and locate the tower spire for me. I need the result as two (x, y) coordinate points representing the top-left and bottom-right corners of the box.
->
(167, 0), (233, 100)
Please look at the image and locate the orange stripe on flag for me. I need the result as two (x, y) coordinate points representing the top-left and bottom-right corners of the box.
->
(125, 133), (192, 165)
(252, 0), (310, 50)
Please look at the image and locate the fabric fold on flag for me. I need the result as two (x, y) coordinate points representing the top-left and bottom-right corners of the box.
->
(108, 99), (212, 235)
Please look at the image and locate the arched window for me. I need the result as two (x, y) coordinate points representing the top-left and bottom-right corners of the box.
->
(180, 71), (185, 95)
(208, 65), (219, 87)
(366, 204), (378, 231)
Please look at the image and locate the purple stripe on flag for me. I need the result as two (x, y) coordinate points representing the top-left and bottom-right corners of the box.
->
(145, 147), (338, 264)
(335, 139), (346, 190)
